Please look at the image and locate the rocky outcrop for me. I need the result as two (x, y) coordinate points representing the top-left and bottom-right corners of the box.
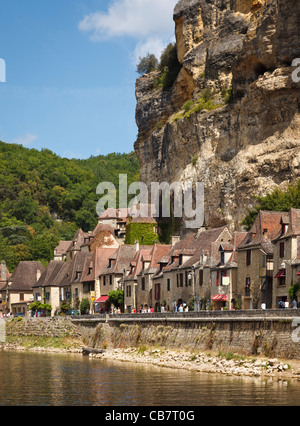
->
(134, 0), (300, 232)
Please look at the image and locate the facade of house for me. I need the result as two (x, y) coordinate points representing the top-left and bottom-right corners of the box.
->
(2, 261), (45, 316)
(271, 209), (300, 308)
(237, 211), (284, 309)
(210, 232), (247, 310)
(151, 227), (232, 312)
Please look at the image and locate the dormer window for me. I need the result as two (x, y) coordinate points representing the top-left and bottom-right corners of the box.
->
(220, 250), (225, 265)
(248, 233), (253, 244)
(282, 224), (288, 235)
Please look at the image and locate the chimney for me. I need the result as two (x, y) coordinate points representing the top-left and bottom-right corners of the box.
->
(36, 269), (42, 282)
(171, 236), (180, 245)
(1, 260), (6, 281)
(135, 240), (140, 253)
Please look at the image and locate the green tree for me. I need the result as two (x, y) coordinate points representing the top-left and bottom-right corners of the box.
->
(108, 289), (124, 310)
(80, 298), (90, 315)
(242, 181), (300, 230)
(137, 54), (158, 75)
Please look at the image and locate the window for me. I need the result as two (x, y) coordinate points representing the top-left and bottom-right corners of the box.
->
(180, 273), (184, 287)
(279, 276), (286, 286)
(155, 284), (161, 301)
(246, 250), (251, 266)
(185, 271), (188, 287)
(126, 285), (132, 298)
(245, 277), (251, 296)
(220, 251), (225, 265)
(46, 292), (50, 301)
(167, 279), (170, 292)
(279, 242), (285, 258)
(216, 271), (220, 287)
(103, 276), (106, 286)
(19, 293), (24, 301)
(142, 277), (145, 291)
(199, 270), (203, 286)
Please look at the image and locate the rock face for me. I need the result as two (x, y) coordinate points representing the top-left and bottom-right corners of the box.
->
(134, 0), (300, 233)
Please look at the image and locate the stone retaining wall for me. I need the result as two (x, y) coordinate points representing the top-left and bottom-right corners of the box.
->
(5, 311), (300, 360)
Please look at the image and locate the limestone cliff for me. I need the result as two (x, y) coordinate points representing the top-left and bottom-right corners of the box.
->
(134, 0), (300, 232)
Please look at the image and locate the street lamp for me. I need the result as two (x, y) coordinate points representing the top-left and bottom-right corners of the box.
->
(188, 266), (197, 312)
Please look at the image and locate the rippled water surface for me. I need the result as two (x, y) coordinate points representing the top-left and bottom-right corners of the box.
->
(0, 351), (300, 406)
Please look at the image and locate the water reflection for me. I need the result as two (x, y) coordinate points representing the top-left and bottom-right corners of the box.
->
(0, 351), (299, 406)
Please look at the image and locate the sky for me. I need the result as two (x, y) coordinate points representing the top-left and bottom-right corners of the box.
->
(0, 0), (177, 159)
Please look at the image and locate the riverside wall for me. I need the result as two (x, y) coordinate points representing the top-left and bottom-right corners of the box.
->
(5, 310), (300, 360)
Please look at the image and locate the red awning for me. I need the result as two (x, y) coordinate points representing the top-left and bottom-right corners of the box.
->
(95, 296), (109, 303)
(297, 271), (300, 276)
(274, 269), (285, 278)
(212, 294), (227, 302)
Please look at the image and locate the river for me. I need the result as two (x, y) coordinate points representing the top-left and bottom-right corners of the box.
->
(0, 350), (300, 406)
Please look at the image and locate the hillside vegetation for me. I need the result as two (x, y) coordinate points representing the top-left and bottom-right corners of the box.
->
(0, 141), (139, 270)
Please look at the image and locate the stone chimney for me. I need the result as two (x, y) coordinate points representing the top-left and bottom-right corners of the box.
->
(171, 236), (180, 246)
(1, 260), (6, 281)
(36, 269), (42, 282)
(135, 240), (140, 253)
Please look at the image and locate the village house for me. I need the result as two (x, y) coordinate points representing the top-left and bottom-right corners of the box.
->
(135, 244), (171, 312)
(123, 245), (153, 313)
(54, 241), (72, 262)
(99, 243), (141, 309)
(237, 211), (284, 309)
(271, 208), (300, 308)
(0, 260), (10, 315)
(2, 261), (44, 316)
(32, 260), (65, 316)
(98, 207), (131, 240)
(152, 227), (232, 312)
(210, 232), (247, 310)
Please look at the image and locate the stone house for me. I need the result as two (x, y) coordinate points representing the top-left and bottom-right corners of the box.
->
(99, 242), (141, 307)
(66, 229), (90, 261)
(82, 246), (118, 313)
(237, 211), (284, 309)
(2, 261), (45, 316)
(80, 223), (120, 253)
(123, 246), (153, 313)
(54, 241), (72, 261)
(210, 232), (247, 310)
(0, 260), (10, 315)
(98, 208), (131, 240)
(271, 208), (300, 307)
(152, 227), (232, 312)
(135, 244), (171, 312)
(32, 260), (65, 316)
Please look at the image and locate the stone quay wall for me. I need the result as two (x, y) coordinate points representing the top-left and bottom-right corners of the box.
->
(5, 310), (300, 360)
(73, 310), (300, 360)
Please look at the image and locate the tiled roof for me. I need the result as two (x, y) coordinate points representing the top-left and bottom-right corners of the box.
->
(66, 229), (89, 253)
(7, 261), (45, 292)
(33, 260), (64, 288)
(238, 211), (285, 254)
(273, 208), (300, 241)
(54, 241), (72, 256)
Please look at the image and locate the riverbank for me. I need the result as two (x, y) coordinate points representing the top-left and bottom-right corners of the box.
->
(2, 340), (300, 381)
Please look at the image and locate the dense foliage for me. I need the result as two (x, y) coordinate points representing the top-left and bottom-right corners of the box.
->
(136, 54), (159, 76)
(136, 43), (182, 91)
(125, 221), (159, 245)
(0, 141), (140, 271)
(241, 180), (300, 230)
